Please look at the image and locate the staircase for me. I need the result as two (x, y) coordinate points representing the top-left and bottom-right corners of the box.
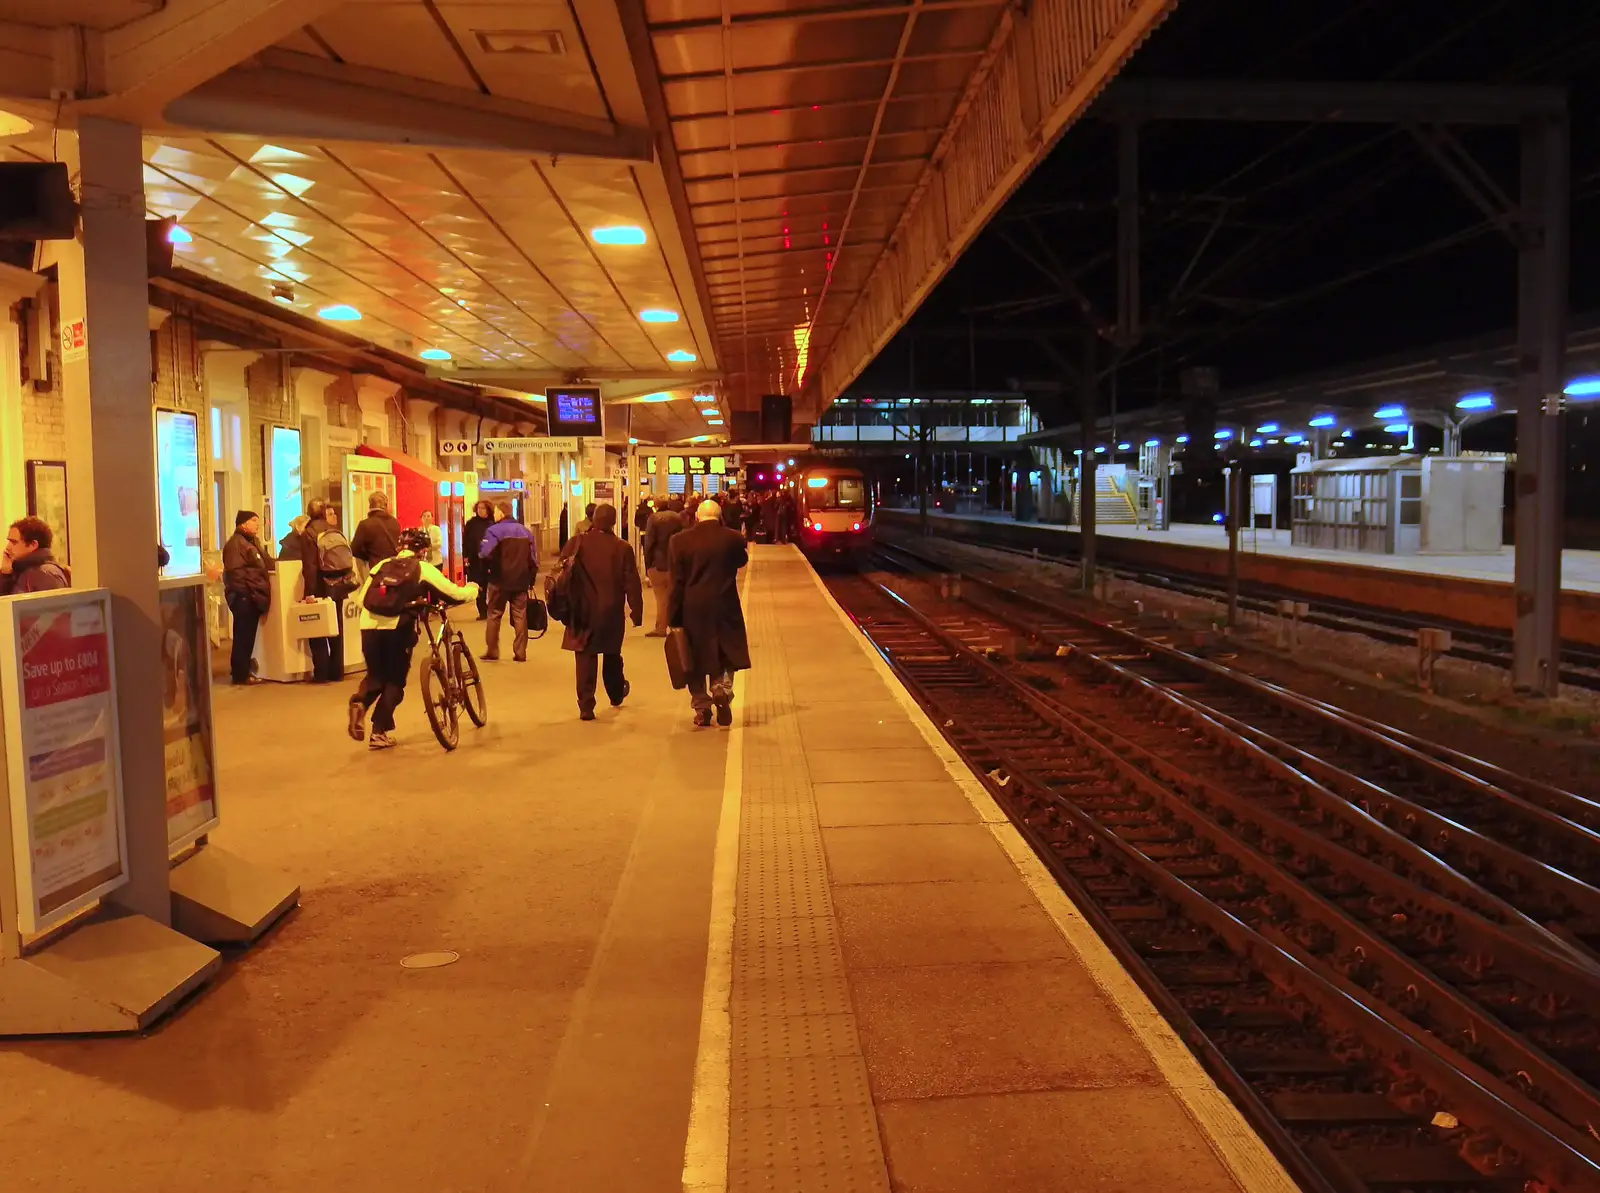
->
(1092, 472), (1139, 525)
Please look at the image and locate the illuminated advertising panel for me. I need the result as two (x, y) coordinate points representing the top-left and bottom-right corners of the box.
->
(668, 456), (686, 475)
(154, 410), (202, 576)
(265, 426), (302, 544)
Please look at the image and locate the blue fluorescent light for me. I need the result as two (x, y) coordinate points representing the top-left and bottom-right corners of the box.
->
(1564, 377), (1600, 397)
(1249, 438), (1263, 448)
(1455, 393), (1494, 410)
(1374, 404), (1404, 420)
(1308, 415), (1335, 428)
(419, 348), (451, 362)
(1214, 429), (1232, 439)
(1117, 442), (1131, 451)
(591, 225), (647, 245)
(1255, 423), (1278, 434)
(1212, 513), (1224, 523)
(318, 304), (361, 321)
(666, 349), (697, 362)
(1093, 446), (1106, 454)
(1144, 438), (1160, 447)
(1285, 434), (1304, 445)
(167, 224), (193, 244)
(1342, 429), (1353, 438)
(639, 309), (680, 323)
(1175, 435), (1189, 444)
(1383, 422), (1410, 434)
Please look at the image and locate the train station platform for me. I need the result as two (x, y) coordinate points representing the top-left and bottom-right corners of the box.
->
(882, 509), (1600, 647)
(0, 545), (1289, 1193)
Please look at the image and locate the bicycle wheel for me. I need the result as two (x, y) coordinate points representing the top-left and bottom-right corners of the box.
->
(452, 636), (488, 727)
(420, 654), (459, 750)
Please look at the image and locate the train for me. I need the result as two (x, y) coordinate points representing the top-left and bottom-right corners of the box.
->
(795, 464), (873, 566)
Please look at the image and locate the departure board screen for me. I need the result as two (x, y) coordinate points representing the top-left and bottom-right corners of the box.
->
(545, 386), (604, 437)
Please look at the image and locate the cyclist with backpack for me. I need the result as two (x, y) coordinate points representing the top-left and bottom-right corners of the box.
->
(347, 527), (477, 750)
(301, 498), (356, 683)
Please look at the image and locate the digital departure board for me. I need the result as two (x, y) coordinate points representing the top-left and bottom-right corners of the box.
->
(544, 386), (604, 437)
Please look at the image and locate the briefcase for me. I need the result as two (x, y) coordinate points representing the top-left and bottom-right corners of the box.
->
(287, 597), (339, 640)
(664, 628), (692, 690)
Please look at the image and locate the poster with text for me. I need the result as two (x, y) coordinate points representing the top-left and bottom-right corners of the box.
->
(155, 409), (203, 576)
(160, 581), (218, 849)
(4, 590), (126, 933)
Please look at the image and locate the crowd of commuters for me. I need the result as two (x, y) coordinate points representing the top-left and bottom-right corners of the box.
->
(0, 480), (779, 744)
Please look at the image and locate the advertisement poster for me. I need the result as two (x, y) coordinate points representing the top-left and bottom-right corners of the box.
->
(267, 426), (303, 545)
(4, 591), (126, 933)
(160, 581), (218, 849)
(26, 460), (70, 565)
(155, 409), (203, 576)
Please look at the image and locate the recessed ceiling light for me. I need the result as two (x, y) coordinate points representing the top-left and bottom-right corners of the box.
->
(692, 392), (716, 403)
(475, 29), (565, 54)
(706, 419), (724, 425)
(167, 225), (192, 244)
(640, 392), (675, 403)
(318, 304), (361, 321)
(667, 350), (696, 362)
(639, 309), (679, 323)
(419, 348), (452, 361)
(591, 225), (646, 246)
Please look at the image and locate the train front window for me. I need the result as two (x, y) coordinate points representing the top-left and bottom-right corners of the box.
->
(835, 478), (866, 508)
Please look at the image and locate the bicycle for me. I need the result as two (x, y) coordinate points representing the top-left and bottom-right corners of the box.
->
(416, 596), (487, 750)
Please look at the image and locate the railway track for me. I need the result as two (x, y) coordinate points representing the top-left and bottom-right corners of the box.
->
(881, 517), (1600, 690)
(825, 562), (1600, 1193)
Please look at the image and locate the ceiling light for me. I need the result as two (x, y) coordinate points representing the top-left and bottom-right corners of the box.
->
(1093, 446), (1105, 454)
(0, 110), (35, 137)
(1285, 435), (1305, 444)
(628, 437), (639, 445)
(1383, 422), (1410, 434)
(639, 309), (680, 323)
(476, 29), (566, 54)
(667, 350), (696, 362)
(692, 392), (716, 403)
(1214, 429), (1232, 439)
(1456, 393), (1494, 410)
(167, 225), (192, 244)
(1342, 429), (1353, 438)
(1308, 415), (1335, 428)
(420, 348), (452, 362)
(1117, 442), (1131, 451)
(706, 418), (724, 425)
(1373, 404), (1404, 420)
(1565, 377), (1600, 397)
(318, 304), (361, 321)
(270, 283), (294, 304)
(1249, 438), (1263, 448)
(591, 225), (647, 246)
(640, 391), (674, 403)
(1175, 435), (1189, 444)
(1255, 423), (1278, 434)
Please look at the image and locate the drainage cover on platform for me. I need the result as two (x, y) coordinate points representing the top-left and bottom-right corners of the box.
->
(400, 951), (459, 970)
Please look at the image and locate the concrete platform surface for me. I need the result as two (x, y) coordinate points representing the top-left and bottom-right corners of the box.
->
(898, 508), (1600, 592)
(0, 545), (1292, 1193)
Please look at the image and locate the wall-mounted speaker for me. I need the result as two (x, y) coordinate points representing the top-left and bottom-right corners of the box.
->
(0, 163), (77, 241)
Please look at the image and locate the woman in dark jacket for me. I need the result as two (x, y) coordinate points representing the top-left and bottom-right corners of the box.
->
(222, 510), (272, 685)
(668, 499), (750, 726)
(559, 504), (642, 720)
(462, 500), (494, 620)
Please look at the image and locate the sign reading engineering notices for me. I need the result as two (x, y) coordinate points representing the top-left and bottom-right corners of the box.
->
(484, 437), (580, 453)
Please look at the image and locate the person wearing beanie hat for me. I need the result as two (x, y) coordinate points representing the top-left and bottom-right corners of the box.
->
(222, 510), (272, 684)
(669, 493), (751, 727)
(350, 488), (401, 575)
(558, 502), (643, 720)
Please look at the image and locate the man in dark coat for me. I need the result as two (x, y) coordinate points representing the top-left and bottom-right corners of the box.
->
(668, 499), (750, 727)
(559, 503), (643, 720)
(641, 497), (684, 637)
(301, 498), (352, 683)
(0, 516), (70, 595)
(222, 510), (272, 685)
(462, 500), (495, 619)
(350, 491), (400, 575)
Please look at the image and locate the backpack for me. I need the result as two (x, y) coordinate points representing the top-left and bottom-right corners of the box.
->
(543, 554), (574, 624)
(362, 557), (424, 617)
(316, 527), (355, 578)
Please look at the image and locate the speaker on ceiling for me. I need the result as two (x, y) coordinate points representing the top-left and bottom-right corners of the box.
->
(760, 394), (791, 444)
(0, 162), (77, 241)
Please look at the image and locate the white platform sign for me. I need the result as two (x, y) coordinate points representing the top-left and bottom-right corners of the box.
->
(485, 436), (579, 453)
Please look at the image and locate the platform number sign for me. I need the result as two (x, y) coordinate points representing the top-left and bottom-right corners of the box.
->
(439, 439), (473, 457)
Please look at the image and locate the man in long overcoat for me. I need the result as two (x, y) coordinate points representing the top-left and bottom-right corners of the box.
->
(560, 503), (643, 720)
(667, 499), (750, 727)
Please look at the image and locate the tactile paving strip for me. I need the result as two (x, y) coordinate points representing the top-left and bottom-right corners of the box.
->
(729, 555), (892, 1193)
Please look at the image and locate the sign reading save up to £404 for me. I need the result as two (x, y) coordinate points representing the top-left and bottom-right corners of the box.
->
(0, 589), (128, 935)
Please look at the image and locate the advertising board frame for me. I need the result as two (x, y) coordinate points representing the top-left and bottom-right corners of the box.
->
(0, 587), (129, 937)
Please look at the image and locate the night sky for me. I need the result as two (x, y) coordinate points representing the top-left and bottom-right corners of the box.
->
(855, 0), (1600, 427)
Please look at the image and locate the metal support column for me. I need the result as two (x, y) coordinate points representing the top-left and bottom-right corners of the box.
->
(1225, 462), (1242, 629)
(1079, 333), (1097, 590)
(1512, 113), (1569, 695)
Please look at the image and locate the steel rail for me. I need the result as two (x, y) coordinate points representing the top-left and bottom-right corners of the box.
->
(831, 574), (1600, 1192)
